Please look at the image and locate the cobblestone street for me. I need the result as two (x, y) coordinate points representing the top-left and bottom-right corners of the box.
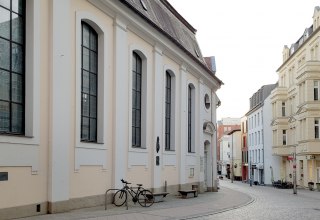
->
(194, 180), (320, 220)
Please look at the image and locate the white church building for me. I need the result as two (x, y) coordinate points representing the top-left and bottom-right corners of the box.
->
(0, 0), (222, 218)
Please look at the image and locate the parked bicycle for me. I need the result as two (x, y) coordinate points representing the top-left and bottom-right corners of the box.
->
(113, 179), (154, 207)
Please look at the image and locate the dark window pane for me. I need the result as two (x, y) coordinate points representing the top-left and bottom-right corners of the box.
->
(12, 43), (23, 73)
(136, 128), (140, 146)
(136, 110), (140, 125)
(11, 73), (23, 103)
(0, 101), (10, 132)
(82, 24), (90, 48)
(137, 92), (141, 108)
(0, 70), (10, 100)
(82, 70), (89, 93)
(90, 31), (97, 51)
(12, 14), (23, 43)
(0, 0), (10, 9)
(0, 38), (10, 70)
(12, 0), (23, 14)
(90, 51), (97, 73)
(89, 118), (96, 141)
(89, 73), (97, 95)
(132, 53), (136, 71)
(132, 72), (136, 90)
(132, 110), (136, 126)
(82, 48), (89, 71)
(137, 56), (141, 73)
(82, 93), (89, 117)
(81, 117), (89, 140)
(90, 96), (96, 117)
(11, 103), (23, 133)
(137, 74), (141, 91)
(132, 127), (136, 144)
(132, 92), (136, 109)
(0, 7), (10, 39)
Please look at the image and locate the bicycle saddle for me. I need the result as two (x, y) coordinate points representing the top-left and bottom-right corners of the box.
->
(137, 184), (143, 187)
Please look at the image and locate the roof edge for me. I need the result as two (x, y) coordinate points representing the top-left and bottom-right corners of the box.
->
(118, 0), (223, 86)
(159, 0), (197, 34)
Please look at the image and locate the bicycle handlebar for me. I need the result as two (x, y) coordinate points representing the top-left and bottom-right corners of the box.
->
(121, 179), (131, 185)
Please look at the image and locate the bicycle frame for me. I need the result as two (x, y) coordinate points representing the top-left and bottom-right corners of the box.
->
(113, 179), (154, 207)
(122, 183), (143, 203)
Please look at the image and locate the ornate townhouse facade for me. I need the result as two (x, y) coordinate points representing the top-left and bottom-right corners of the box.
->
(0, 0), (223, 218)
(271, 6), (320, 188)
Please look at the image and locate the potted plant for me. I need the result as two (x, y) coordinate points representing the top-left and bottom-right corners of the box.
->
(308, 181), (314, 191)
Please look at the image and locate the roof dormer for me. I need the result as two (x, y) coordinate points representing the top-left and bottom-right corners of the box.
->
(282, 45), (289, 62)
(313, 6), (320, 31)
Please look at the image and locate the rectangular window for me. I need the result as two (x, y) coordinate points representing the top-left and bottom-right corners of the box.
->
(81, 22), (98, 142)
(283, 130), (287, 145)
(315, 119), (319, 139)
(132, 52), (142, 147)
(314, 81), (319, 101)
(255, 150), (257, 163)
(282, 102), (286, 117)
(165, 72), (171, 150)
(0, 0), (25, 135)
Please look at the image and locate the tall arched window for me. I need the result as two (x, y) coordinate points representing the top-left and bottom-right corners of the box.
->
(0, 0), (25, 134)
(132, 52), (142, 147)
(188, 84), (194, 153)
(81, 22), (98, 142)
(165, 71), (171, 150)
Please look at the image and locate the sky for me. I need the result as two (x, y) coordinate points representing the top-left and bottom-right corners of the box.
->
(169, 0), (319, 120)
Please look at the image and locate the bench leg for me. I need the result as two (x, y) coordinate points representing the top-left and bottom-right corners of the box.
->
(194, 192), (198, 197)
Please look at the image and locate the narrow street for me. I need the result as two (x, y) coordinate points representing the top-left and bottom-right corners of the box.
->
(193, 179), (320, 220)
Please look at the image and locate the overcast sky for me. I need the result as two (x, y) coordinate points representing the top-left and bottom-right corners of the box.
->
(169, 0), (319, 120)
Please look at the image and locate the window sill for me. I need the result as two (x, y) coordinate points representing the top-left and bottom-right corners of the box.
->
(80, 140), (104, 144)
(76, 141), (107, 150)
(0, 132), (31, 137)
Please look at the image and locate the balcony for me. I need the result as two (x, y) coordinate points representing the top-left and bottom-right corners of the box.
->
(296, 141), (320, 155)
(272, 145), (295, 156)
(296, 61), (320, 83)
(270, 87), (288, 102)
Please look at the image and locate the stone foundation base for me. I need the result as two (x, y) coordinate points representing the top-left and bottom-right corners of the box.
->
(0, 202), (47, 220)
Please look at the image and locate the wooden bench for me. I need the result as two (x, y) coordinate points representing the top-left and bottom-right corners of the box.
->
(152, 192), (169, 202)
(178, 190), (197, 199)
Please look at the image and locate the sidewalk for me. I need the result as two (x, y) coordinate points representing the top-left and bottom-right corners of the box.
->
(20, 181), (252, 220)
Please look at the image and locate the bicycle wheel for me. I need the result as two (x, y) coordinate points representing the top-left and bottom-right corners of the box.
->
(137, 189), (154, 207)
(113, 189), (127, 207)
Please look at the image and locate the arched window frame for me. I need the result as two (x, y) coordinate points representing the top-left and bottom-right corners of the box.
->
(129, 49), (148, 150)
(0, 0), (26, 135)
(75, 13), (107, 148)
(164, 69), (176, 151)
(188, 83), (195, 153)
(132, 51), (142, 148)
(80, 21), (98, 142)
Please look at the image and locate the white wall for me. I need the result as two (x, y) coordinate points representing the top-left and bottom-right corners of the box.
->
(263, 95), (281, 184)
